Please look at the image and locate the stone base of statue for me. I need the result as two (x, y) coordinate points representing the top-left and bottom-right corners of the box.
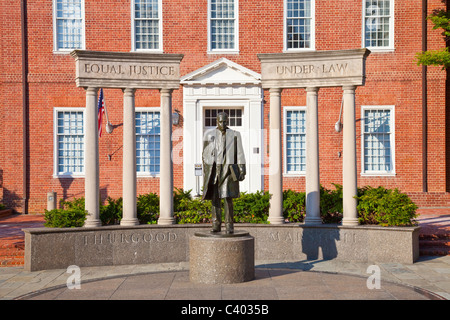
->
(189, 230), (255, 284)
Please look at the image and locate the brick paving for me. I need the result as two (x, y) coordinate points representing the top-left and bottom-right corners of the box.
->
(416, 208), (450, 256)
(0, 214), (45, 266)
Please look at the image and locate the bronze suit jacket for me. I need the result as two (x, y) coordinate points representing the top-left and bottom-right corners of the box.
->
(202, 128), (246, 199)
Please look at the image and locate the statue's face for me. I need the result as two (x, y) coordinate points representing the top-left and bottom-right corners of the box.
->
(217, 114), (228, 132)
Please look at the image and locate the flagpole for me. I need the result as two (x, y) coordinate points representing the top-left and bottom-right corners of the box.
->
(101, 89), (113, 134)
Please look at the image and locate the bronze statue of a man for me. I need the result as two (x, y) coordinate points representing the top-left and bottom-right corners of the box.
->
(202, 112), (246, 234)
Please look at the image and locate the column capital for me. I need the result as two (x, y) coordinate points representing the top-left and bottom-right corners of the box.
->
(305, 87), (319, 93)
(122, 87), (136, 95)
(342, 85), (357, 92)
(160, 88), (173, 95)
(84, 87), (99, 95)
(269, 87), (282, 94)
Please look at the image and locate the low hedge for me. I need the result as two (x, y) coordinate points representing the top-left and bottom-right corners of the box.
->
(44, 185), (418, 227)
(356, 186), (418, 226)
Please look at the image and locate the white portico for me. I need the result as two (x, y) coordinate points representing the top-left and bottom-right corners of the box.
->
(71, 50), (183, 227)
(258, 49), (370, 226)
(181, 58), (264, 196)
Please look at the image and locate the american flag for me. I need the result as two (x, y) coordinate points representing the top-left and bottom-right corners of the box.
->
(97, 88), (105, 137)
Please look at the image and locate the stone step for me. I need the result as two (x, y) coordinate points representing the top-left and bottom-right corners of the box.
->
(0, 256), (24, 267)
(0, 209), (13, 219)
(419, 232), (450, 255)
(420, 247), (450, 256)
(420, 233), (450, 241)
(420, 239), (450, 248)
(0, 247), (24, 257)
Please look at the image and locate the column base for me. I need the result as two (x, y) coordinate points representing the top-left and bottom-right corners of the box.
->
(304, 216), (322, 225)
(84, 220), (102, 228)
(120, 218), (140, 226)
(157, 217), (176, 225)
(267, 216), (285, 224)
(342, 217), (359, 226)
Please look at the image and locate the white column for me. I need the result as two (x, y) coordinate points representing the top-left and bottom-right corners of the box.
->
(158, 88), (175, 225)
(84, 87), (101, 227)
(268, 88), (284, 224)
(342, 85), (359, 226)
(304, 87), (322, 225)
(121, 88), (139, 226)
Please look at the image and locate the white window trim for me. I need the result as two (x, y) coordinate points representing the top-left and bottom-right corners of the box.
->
(283, 106), (307, 176)
(52, 0), (86, 53)
(362, 0), (395, 52)
(283, 0), (316, 52)
(360, 105), (396, 176)
(207, 0), (240, 54)
(135, 107), (161, 177)
(131, 0), (164, 53)
(53, 107), (85, 178)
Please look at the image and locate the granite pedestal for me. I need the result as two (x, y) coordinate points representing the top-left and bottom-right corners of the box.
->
(189, 231), (255, 284)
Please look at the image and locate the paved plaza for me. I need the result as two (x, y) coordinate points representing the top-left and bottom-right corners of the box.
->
(0, 209), (449, 301)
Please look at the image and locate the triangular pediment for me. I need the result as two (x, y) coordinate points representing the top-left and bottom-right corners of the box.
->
(181, 58), (261, 85)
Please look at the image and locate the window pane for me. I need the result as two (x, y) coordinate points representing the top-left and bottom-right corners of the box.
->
(286, 110), (306, 173)
(136, 111), (161, 174)
(56, 0), (82, 18)
(210, 0), (236, 50)
(56, 111), (84, 174)
(134, 0), (160, 50)
(364, 0), (391, 48)
(363, 109), (392, 172)
(204, 108), (243, 127)
(56, 0), (83, 50)
(286, 0), (312, 49)
(135, 0), (159, 19)
(211, 0), (235, 19)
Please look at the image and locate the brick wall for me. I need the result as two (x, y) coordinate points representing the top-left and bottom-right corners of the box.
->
(1, 0), (448, 213)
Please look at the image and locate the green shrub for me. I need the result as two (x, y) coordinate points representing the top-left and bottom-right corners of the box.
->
(320, 184), (343, 224)
(60, 196), (85, 211)
(44, 208), (87, 228)
(233, 191), (270, 223)
(175, 197), (212, 224)
(356, 186), (418, 226)
(0, 202), (5, 211)
(173, 188), (193, 212)
(283, 189), (305, 222)
(137, 192), (159, 224)
(46, 186), (418, 227)
(100, 197), (123, 225)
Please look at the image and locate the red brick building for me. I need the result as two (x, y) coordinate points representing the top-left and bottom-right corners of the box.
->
(1, 0), (449, 214)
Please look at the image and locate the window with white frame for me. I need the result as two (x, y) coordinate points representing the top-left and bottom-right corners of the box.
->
(363, 0), (394, 49)
(284, 108), (307, 174)
(204, 108), (243, 127)
(136, 109), (161, 174)
(132, 0), (162, 51)
(285, 0), (314, 50)
(54, 109), (85, 176)
(53, 0), (84, 51)
(208, 0), (238, 52)
(362, 106), (395, 174)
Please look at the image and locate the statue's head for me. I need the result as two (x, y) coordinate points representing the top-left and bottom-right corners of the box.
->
(217, 112), (228, 132)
